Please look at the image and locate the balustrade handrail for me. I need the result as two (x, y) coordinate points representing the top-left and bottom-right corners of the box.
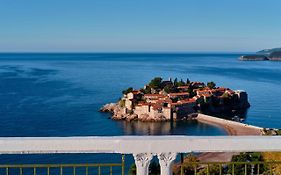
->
(1, 136), (281, 175)
(0, 136), (280, 154)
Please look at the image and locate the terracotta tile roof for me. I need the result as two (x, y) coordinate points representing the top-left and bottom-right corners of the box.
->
(152, 104), (162, 110)
(144, 94), (166, 99)
(169, 92), (190, 97)
(201, 94), (212, 97)
(216, 87), (228, 91)
(156, 99), (172, 104)
(197, 90), (212, 95)
(192, 95), (201, 100)
(171, 98), (196, 106)
(179, 98), (196, 103)
(210, 87), (235, 95)
(132, 90), (141, 94)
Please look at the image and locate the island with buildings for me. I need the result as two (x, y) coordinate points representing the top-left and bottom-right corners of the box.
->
(100, 77), (250, 122)
(240, 47), (281, 61)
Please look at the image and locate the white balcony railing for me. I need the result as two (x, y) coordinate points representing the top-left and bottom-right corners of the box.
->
(0, 136), (281, 175)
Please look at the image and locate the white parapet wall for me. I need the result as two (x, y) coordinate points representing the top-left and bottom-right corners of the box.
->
(0, 136), (281, 154)
(0, 136), (281, 175)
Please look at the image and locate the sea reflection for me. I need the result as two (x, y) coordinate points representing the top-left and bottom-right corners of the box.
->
(119, 120), (227, 136)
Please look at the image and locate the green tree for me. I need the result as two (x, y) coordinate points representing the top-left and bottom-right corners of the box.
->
(197, 165), (221, 175)
(186, 78), (190, 84)
(177, 79), (185, 86)
(187, 88), (196, 97)
(118, 99), (125, 107)
(174, 154), (199, 175)
(164, 85), (172, 93)
(149, 77), (163, 89)
(164, 84), (178, 94)
(173, 78), (178, 86)
(122, 87), (133, 94)
(207, 82), (216, 89)
(228, 152), (267, 175)
(140, 87), (151, 94)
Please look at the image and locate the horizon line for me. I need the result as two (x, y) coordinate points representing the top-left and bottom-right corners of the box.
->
(0, 51), (253, 54)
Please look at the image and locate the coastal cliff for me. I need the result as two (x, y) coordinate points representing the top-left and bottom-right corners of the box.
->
(100, 78), (250, 122)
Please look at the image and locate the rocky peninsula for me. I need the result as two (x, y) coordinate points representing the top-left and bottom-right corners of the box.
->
(100, 77), (250, 122)
(240, 47), (281, 61)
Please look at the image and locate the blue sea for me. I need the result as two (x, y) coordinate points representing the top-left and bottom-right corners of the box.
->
(0, 53), (280, 171)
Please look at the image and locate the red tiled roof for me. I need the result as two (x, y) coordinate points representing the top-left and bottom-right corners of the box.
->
(156, 99), (172, 104)
(201, 94), (212, 97)
(144, 94), (166, 98)
(192, 95), (201, 99)
(179, 98), (196, 103)
(169, 92), (190, 96)
(210, 87), (235, 94)
(152, 104), (162, 110)
(216, 87), (228, 91)
(197, 90), (212, 95)
(144, 94), (163, 96)
(171, 98), (196, 106)
(131, 90), (141, 94)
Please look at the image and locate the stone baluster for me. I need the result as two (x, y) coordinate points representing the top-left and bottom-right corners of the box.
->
(133, 153), (154, 175)
(157, 152), (177, 175)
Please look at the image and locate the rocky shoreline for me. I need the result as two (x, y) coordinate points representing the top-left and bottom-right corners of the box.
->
(100, 103), (197, 122)
(100, 103), (139, 121)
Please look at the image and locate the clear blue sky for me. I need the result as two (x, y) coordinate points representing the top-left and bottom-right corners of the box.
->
(0, 0), (281, 52)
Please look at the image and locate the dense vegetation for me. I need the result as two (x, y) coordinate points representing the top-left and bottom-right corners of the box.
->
(123, 77), (207, 96)
(228, 152), (267, 175)
(122, 87), (133, 95)
(173, 153), (272, 175)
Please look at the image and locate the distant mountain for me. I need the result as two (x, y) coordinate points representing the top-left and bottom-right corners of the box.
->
(269, 51), (281, 61)
(257, 47), (281, 55)
(240, 47), (281, 61)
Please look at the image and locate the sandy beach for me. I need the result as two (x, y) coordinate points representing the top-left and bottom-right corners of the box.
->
(195, 114), (263, 162)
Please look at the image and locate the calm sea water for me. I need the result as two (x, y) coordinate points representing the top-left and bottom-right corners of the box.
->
(0, 53), (280, 168)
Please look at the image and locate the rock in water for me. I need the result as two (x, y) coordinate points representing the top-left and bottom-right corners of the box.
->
(100, 103), (117, 112)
